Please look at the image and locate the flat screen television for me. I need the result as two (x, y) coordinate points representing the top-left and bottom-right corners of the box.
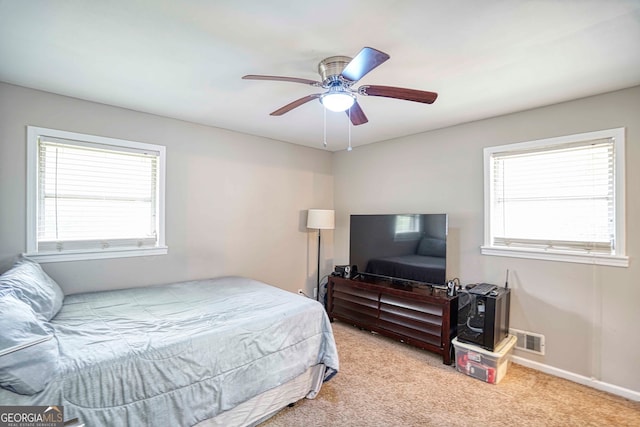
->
(349, 214), (448, 286)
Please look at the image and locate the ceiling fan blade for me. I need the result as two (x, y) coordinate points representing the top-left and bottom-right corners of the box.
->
(270, 94), (322, 116)
(243, 75), (322, 87)
(346, 101), (368, 126)
(359, 85), (438, 104)
(340, 47), (390, 82)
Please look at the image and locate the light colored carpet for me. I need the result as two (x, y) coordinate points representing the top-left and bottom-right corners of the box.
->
(263, 321), (640, 427)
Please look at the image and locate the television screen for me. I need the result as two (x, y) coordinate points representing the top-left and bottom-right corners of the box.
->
(349, 214), (448, 285)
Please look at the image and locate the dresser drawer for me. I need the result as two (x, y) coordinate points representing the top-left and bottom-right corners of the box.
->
(378, 309), (442, 346)
(332, 282), (380, 325)
(333, 298), (379, 325)
(379, 294), (443, 318)
(333, 282), (379, 302)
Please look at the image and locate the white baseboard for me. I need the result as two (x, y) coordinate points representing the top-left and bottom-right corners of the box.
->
(511, 355), (640, 402)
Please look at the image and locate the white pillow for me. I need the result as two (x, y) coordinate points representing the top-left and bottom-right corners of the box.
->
(0, 289), (60, 394)
(0, 257), (64, 320)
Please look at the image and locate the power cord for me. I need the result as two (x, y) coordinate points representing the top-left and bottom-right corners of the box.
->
(298, 275), (331, 300)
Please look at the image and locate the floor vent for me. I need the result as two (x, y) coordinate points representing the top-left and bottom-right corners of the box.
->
(510, 328), (545, 355)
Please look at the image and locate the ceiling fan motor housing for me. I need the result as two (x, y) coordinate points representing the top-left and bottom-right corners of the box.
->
(318, 56), (352, 86)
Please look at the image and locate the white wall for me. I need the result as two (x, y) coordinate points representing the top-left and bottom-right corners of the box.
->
(0, 82), (334, 295)
(2, 81), (638, 397)
(332, 86), (640, 396)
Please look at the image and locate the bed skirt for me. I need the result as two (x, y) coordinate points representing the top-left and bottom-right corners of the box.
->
(197, 363), (326, 427)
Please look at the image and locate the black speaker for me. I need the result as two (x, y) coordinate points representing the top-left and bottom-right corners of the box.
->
(457, 286), (511, 352)
(346, 265), (357, 278)
(334, 265), (358, 279)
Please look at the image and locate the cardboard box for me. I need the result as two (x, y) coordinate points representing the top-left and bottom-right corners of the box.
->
(453, 334), (516, 384)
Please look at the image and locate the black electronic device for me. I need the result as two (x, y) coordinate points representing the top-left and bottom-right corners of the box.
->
(349, 214), (448, 286)
(333, 265), (348, 277)
(468, 283), (497, 295)
(457, 286), (511, 352)
(334, 264), (358, 279)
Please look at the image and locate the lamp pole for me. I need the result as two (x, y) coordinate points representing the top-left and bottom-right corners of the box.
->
(316, 229), (321, 301)
(306, 209), (335, 304)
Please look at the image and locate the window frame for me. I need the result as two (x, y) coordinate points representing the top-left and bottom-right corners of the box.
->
(25, 126), (168, 263)
(481, 127), (628, 267)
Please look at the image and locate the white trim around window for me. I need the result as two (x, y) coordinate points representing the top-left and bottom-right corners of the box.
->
(25, 126), (168, 263)
(481, 127), (628, 267)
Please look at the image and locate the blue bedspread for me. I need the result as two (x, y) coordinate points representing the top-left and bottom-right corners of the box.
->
(0, 276), (339, 426)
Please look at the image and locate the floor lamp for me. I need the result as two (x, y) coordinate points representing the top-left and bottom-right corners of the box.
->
(307, 209), (335, 302)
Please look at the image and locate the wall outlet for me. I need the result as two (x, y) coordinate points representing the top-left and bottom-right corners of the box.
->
(313, 288), (318, 298)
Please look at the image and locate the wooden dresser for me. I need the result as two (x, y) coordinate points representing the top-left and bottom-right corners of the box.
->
(327, 275), (458, 364)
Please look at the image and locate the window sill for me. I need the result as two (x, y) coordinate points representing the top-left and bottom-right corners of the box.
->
(24, 246), (169, 263)
(480, 246), (628, 267)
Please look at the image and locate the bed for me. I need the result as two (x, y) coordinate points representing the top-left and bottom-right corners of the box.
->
(0, 258), (339, 426)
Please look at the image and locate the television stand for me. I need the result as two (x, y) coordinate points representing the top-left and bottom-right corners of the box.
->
(327, 275), (458, 364)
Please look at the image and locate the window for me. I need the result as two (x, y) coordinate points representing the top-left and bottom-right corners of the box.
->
(26, 126), (167, 262)
(482, 128), (627, 267)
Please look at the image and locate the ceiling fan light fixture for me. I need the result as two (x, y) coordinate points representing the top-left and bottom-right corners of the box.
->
(320, 92), (355, 112)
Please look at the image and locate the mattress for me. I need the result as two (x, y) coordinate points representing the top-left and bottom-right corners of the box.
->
(0, 276), (339, 426)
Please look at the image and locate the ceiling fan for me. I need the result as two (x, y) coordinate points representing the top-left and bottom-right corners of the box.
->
(242, 47), (438, 126)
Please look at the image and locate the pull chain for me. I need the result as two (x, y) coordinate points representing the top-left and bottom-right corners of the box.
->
(323, 107), (327, 148)
(347, 107), (352, 152)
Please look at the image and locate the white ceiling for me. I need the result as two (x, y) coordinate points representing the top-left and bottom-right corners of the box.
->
(1, 1), (639, 151)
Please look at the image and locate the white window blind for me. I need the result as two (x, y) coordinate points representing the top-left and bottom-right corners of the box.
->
(26, 126), (167, 262)
(37, 138), (159, 251)
(482, 127), (627, 267)
(491, 140), (614, 253)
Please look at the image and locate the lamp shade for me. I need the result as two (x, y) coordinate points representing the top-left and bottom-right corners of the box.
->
(307, 209), (335, 230)
(320, 92), (355, 112)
